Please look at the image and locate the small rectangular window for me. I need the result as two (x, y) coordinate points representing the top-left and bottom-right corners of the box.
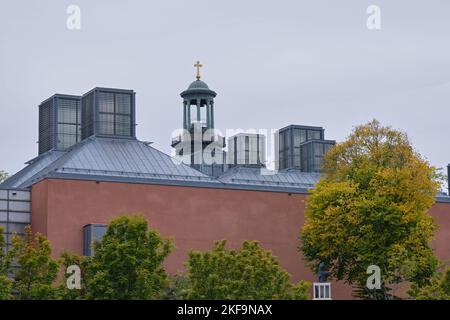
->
(83, 224), (107, 256)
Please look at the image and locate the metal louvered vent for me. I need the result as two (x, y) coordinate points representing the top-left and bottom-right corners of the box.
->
(82, 88), (135, 140)
(38, 98), (54, 155)
(82, 91), (95, 140)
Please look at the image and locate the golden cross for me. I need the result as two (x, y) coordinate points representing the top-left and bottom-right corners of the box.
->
(194, 61), (203, 80)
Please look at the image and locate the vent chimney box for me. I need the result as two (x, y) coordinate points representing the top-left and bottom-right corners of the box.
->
(38, 94), (81, 155)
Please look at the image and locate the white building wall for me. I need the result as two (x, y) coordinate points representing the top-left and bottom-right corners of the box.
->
(0, 189), (31, 250)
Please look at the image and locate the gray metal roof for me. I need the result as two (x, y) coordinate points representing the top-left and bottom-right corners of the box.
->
(1, 137), (218, 189)
(436, 195), (450, 203)
(1, 136), (320, 192)
(54, 137), (213, 179)
(218, 166), (319, 189)
(2, 139), (449, 201)
(0, 150), (65, 188)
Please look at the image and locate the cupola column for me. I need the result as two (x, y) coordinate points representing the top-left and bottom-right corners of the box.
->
(189, 101), (192, 127)
(206, 99), (211, 128)
(183, 100), (188, 130)
(210, 100), (215, 129)
(196, 98), (201, 122)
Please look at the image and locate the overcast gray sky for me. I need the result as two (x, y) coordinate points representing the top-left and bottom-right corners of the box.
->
(0, 0), (449, 175)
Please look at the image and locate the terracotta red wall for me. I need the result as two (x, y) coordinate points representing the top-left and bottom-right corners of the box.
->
(430, 202), (450, 259)
(30, 179), (49, 236)
(31, 178), (450, 300)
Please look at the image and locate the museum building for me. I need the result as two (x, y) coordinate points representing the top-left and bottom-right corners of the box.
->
(1, 71), (449, 299)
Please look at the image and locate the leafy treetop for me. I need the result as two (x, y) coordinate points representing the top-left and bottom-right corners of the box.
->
(301, 120), (440, 299)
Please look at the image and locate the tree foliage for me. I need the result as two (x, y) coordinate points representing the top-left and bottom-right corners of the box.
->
(163, 274), (190, 300)
(300, 120), (440, 299)
(84, 215), (173, 299)
(0, 171), (8, 184)
(0, 275), (12, 300)
(10, 226), (59, 300)
(56, 251), (89, 300)
(0, 228), (13, 300)
(2, 218), (311, 300)
(408, 265), (450, 300)
(186, 240), (310, 300)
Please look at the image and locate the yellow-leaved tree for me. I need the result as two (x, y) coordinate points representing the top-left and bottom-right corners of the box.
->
(0, 171), (8, 184)
(300, 120), (442, 299)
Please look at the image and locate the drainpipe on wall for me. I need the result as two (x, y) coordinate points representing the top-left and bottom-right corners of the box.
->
(447, 164), (450, 196)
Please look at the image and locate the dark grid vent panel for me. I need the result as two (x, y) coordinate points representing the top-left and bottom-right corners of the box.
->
(38, 99), (54, 155)
(56, 98), (81, 150)
(97, 91), (133, 137)
(300, 141), (334, 173)
(82, 92), (95, 140)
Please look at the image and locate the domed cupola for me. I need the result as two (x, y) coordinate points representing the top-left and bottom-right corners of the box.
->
(179, 61), (217, 130)
(181, 79), (217, 97)
(172, 61), (226, 177)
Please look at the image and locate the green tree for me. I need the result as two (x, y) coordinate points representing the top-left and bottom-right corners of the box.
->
(163, 274), (189, 300)
(300, 120), (440, 299)
(11, 225), (59, 300)
(0, 276), (12, 300)
(56, 251), (89, 300)
(0, 228), (13, 300)
(186, 240), (310, 300)
(408, 265), (450, 300)
(0, 171), (8, 183)
(291, 280), (311, 300)
(84, 215), (172, 299)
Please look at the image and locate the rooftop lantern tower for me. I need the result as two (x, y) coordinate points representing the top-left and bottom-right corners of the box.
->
(172, 62), (225, 176)
(180, 61), (217, 130)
